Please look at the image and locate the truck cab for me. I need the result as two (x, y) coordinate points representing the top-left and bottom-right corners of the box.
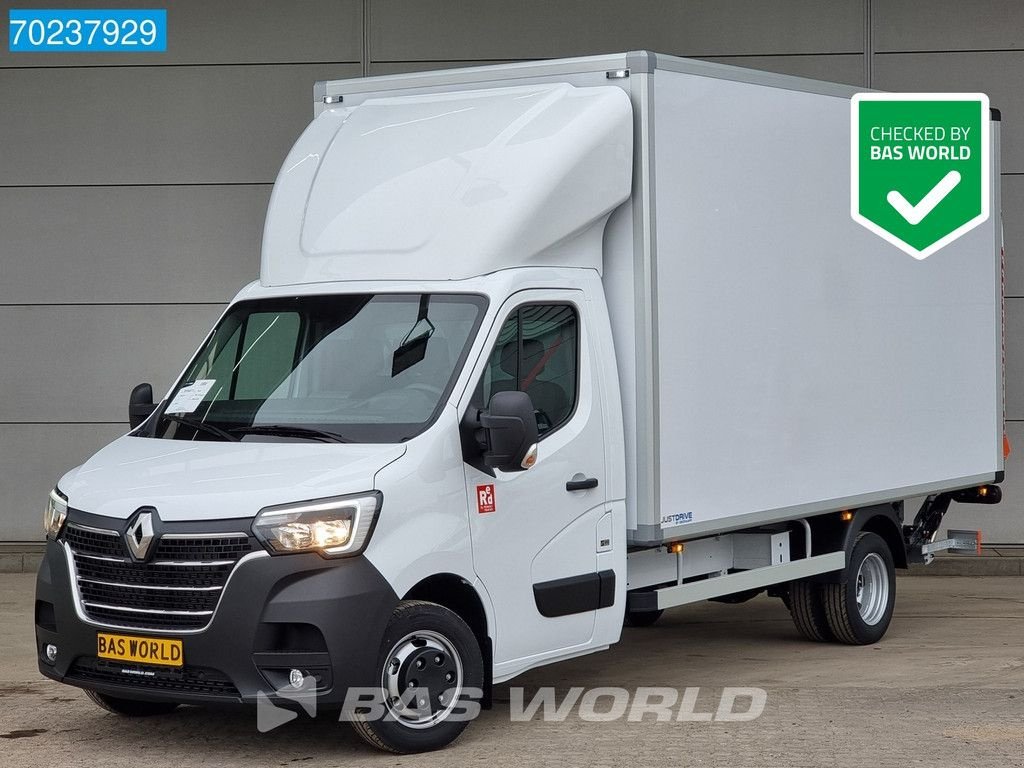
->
(37, 76), (634, 753)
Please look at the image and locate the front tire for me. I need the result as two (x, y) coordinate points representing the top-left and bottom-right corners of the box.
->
(85, 690), (179, 717)
(351, 600), (484, 754)
(823, 532), (896, 644)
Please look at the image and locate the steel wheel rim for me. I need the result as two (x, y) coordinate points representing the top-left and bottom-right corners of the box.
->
(855, 552), (888, 625)
(381, 630), (463, 730)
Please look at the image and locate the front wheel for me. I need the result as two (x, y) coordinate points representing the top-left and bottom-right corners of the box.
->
(822, 532), (896, 645)
(351, 600), (484, 754)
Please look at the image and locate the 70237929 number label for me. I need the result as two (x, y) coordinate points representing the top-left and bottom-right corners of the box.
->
(8, 9), (167, 52)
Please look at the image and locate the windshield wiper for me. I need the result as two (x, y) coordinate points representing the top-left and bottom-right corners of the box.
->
(230, 425), (350, 443)
(163, 413), (239, 442)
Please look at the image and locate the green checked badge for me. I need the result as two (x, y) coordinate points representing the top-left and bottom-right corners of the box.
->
(851, 93), (990, 259)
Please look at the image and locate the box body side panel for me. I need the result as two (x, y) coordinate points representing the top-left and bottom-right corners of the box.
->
(644, 69), (1001, 538)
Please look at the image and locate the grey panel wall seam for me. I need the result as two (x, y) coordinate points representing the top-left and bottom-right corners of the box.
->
(0, 303), (227, 308)
(373, 53), (862, 64)
(876, 48), (1024, 56)
(0, 61), (360, 71)
(372, 58), (530, 64)
(0, 422), (127, 426)
(0, 183), (273, 189)
(696, 51), (863, 59)
(362, 0), (370, 76)
(864, 0), (873, 88)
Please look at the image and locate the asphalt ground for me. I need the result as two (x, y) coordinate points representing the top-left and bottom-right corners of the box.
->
(1, 573), (1022, 767)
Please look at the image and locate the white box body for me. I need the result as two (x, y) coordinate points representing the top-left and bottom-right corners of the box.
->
(600, 56), (1002, 544)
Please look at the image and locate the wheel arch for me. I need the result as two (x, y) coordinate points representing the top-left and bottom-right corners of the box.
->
(859, 514), (908, 570)
(808, 503), (908, 583)
(403, 573), (489, 645)
(402, 572), (493, 706)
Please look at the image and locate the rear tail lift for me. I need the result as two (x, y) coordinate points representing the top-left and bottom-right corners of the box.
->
(904, 484), (1001, 564)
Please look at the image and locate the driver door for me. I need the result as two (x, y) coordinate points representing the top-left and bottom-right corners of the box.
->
(462, 290), (615, 679)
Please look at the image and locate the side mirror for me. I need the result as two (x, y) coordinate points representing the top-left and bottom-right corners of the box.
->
(478, 391), (539, 472)
(129, 383), (156, 429)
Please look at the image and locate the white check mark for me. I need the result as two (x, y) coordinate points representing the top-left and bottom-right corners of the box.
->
(886, 170), (961, 225)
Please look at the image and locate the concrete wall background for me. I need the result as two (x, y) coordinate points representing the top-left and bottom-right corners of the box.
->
(2, 0), (1022, 541)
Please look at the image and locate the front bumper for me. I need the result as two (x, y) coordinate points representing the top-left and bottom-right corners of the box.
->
(35, 537), (398, 706)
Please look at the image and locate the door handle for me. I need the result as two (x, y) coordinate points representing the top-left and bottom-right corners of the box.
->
(566, 477), (599, 492)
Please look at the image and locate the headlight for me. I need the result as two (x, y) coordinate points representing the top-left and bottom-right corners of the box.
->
(44, 489), (68, 538)
(252, 492), (381, 558)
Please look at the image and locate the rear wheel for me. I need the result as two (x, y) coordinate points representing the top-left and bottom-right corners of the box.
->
(788, 580), (834, 642)
(351, 600), (484, 754)
(822, 532), (896, 645)
(85, 690), (179, 717)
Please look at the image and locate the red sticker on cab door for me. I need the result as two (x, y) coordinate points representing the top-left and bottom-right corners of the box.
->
(476, 484), (496, 514)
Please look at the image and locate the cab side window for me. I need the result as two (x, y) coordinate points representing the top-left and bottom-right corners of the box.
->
(476, 305), (578, 437)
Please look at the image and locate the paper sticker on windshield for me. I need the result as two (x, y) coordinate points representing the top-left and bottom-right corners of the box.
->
(166, 379), (216, 414)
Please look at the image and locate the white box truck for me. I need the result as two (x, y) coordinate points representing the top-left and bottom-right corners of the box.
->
(36, 52), (1005, 752)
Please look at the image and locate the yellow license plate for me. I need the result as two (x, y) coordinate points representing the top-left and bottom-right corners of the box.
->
(97, 632), (183, 668)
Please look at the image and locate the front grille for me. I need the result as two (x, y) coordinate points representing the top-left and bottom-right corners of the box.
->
(153, 535), (254, 562)
(71, 558), (232, 589)
(68, 658), (239, 698)
(78, 581), (222, 612)
(64, 525), (127, 558)
(63, 522), (259, 631)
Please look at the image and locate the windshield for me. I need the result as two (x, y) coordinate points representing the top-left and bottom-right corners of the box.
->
(149, 293), (487, 443)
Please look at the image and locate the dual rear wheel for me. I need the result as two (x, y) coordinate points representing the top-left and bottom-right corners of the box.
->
(788, 531), (896, 645)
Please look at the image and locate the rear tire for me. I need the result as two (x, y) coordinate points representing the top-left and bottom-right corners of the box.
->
(351, 600), (484, 754)
(85, 690), (179, 717)
(788, 580), (834, 642)
(823, 532), (896, 645)
(624, 608), (664, 628)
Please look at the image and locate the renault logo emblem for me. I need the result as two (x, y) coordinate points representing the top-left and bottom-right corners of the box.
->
(125, 511), (156, 561)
